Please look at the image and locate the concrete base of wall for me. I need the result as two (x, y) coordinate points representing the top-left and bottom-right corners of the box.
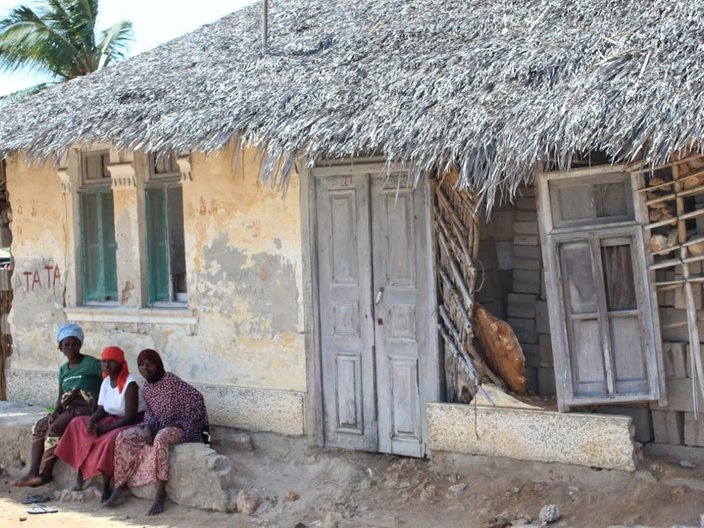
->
(7, 368), (305, 436)
(427, 402), (638, 471)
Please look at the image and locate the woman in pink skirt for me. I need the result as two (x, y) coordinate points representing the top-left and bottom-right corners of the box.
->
(104, 348), (209, 516)
(55, 346), (142, 501)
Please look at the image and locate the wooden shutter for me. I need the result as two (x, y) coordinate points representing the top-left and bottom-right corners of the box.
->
(146, 187), (169, 303)
(80, 190), (117, 302)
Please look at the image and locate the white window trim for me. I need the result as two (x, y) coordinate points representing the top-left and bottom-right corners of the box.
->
(536, 163), (666, 411)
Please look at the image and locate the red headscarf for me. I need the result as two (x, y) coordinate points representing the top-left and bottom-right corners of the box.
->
(101, 346), (129, 394)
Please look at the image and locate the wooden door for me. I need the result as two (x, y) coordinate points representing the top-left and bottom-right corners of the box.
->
(315, 169), (436, 456)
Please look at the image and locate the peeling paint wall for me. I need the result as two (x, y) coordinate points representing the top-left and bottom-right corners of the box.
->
(4, 145), (307, 433)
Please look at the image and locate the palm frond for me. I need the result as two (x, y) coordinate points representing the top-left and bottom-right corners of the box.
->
(0, 82), (54, 107)
(97, 20), (133, 69)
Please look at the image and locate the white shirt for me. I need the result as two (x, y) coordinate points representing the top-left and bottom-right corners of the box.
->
(97, 374), (144, 416)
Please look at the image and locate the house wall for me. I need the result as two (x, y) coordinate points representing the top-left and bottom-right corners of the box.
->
(481, 186), (554, 396)
(4, 145), (307, 436)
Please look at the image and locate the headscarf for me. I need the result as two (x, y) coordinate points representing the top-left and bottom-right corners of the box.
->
(137, 348), (165, 373)
(56, 323), (84, 346)
(101, 346), (129, 394)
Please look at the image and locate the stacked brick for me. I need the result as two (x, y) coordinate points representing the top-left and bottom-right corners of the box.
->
(650, 342), (704, 446)
(478, 186), (555, 396)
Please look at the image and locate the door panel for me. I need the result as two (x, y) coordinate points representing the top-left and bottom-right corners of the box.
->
(316, 170), (435, 457)
(316, 175), (376, 450)
(371, 178), (428, 457)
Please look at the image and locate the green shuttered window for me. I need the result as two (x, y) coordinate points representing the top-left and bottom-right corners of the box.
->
(79, 189), (117, 302)
(146, 185), (186, 303)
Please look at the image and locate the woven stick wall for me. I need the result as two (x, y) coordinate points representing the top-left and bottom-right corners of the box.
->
(434, 175), (501, 402)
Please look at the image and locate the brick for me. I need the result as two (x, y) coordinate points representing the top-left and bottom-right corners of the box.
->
(507, 317), (538, 344)
(524, 366), (539, 394)
(515, 209), (538, 222)
(658, 308), (690, 341)
(536, 300), (550, 334)
(596, 406), (653, 443)
(477, 213), (495, 240)
(495, 241), (514, 271)
(650, 379), (695, 412)
(675, 280), (702, 310)
(507, 293), (537, 318)
(518, 186), (536, 198)
(539, 334), (553, 367)
(476, 273), (502, 303)
(516, 196), (537, 211)
(684, 412), (704, 447)
(478, 240), (498, 270)
(513, 269), (541, 294)
(497, 270), (513, 297)
(662, 342), (688, 379)
(491, 210), (515, 241)
(513, 257), (542, 271)
(513, 234), (540, 246)
(652, 410), (684, 445)
(522, 343), (541, 368)
(513, 244), (543, 260)
(513, 221), (539, 235)
(538, 367), (556, 395)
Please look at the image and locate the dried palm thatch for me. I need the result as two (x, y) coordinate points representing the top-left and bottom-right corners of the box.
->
(1, 0), (703, 208)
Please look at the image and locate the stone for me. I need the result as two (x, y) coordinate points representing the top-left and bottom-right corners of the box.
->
(651, 380), (696, 412)
(236, 490), (263, 516)
(514, 234), (541, 246)
(508, 317), (538, 344)
(492, 211), (515, 241)
(651, 410), (684, 445)
(507, 293), (537, 318)
(595, 406), (653, 443)
(513, 269), (541, 295)
(684, 412), (704, 447)
(513, 221), (539, 235)
(448, 483), (466, 494)
(680, 459), (697, 469)
(538, 504), (561, 523)
(496, 241), (514, 270)
(132, 442), (236, 512)
(535, 301), (550, 335)
(286, 490), (300, 501)
(427, 403), (638, 471)
(663, 342), (688, 379)
(539, 335), (553, 367)
(514, 244), (542, 260)
(538, 367), (556, 395)
(516, 196), (537, 211)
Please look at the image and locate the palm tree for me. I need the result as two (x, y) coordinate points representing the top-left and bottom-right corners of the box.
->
(0, 0), (133, 104)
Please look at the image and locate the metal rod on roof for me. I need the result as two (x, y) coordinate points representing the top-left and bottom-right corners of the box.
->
(262, 0), (269, 55)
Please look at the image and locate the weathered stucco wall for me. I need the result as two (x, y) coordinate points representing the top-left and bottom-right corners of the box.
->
(4, 146), (307, 435)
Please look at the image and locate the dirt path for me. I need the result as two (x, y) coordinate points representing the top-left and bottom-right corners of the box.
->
(2, 439), (704, 528)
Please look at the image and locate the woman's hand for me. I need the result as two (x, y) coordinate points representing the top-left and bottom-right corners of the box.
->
(86, 416), (98, 434)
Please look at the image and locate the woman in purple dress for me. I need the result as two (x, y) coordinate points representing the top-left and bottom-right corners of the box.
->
(104, 348), (209, 515)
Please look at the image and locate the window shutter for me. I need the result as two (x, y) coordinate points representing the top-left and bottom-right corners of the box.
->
(80, 190), (117, 302)
(146, 188), (170, 302)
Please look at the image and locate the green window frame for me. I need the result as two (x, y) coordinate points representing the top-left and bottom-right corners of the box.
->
(79, 189), (118, 302)
(145, 185), (186, 303)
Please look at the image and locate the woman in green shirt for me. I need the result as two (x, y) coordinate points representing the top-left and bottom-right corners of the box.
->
(13, 323), (102, 487)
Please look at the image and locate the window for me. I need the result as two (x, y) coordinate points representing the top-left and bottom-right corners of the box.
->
(145, 154), (186, 303)
(538, 168), (662, 410)
(79, 151), (117, 302)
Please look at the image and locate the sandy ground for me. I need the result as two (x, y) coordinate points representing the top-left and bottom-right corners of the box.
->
(2, 438), (704, 528)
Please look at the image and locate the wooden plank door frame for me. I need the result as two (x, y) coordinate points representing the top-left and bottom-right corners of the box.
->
(306, 161), (441, 455)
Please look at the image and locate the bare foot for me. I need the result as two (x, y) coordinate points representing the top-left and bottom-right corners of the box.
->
(12, 474), (48, 487)
(147, 491), (167, 516)
(102, 485), (128, 507)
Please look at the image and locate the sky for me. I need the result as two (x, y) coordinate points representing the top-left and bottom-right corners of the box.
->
(0, 0), (256, 96)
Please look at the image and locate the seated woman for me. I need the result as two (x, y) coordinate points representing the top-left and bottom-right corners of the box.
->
(55, 346), (142, 501)
(13, 323), (102, 487)
(104, 348), (209, 516)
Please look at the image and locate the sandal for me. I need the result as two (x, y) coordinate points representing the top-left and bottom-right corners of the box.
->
(21, 493), (53, 504)
(27, 503), (58, 514)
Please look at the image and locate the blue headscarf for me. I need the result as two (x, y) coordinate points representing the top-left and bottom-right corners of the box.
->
(56, 323), (84, 345)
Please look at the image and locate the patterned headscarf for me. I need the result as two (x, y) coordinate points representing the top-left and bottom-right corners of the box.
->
(56, 323), (84, 346)
(101, 346), (130, 394)
(137, 348), (165, 373)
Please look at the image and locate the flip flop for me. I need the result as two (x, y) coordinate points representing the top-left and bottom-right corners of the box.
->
(27, 503), (58, 514)
(22, 493), (53, 504)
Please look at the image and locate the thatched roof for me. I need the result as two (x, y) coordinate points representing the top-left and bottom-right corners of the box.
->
(1, 0), (704, 206)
